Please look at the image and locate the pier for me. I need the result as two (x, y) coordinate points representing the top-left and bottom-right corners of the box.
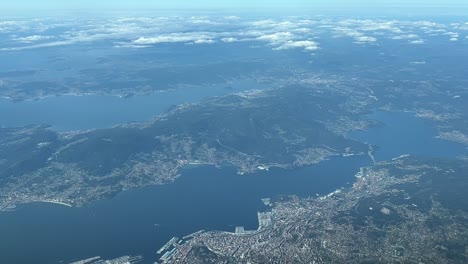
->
(182, 230), (205, 239)
(157, 237), (178, 255)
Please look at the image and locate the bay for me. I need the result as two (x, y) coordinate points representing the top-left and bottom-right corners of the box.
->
(0, 110), (466, 264)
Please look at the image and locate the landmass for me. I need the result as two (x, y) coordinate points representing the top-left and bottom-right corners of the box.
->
(0, 80), (375, 210)
(2, 68), (467, 212)
(166, 156), (468, 263)
(0, 60), (268, 102)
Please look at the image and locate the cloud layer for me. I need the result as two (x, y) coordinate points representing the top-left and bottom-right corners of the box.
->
(0, 16), (466, 52)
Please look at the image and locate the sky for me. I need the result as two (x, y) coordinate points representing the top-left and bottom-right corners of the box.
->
(2, 0), (468, 11)
(0, 0), (468, 9)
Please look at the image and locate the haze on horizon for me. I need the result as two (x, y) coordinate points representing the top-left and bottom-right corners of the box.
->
(2, 0), (468, 14)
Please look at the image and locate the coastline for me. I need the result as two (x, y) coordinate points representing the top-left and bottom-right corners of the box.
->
(35, 200), (73, 207)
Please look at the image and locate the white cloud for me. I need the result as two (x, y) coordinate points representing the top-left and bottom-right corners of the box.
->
(250, 19), (277, 28)
(0, 21), (18, 26)
(332, 26), (377, 44)
(133, 32), (215, 45)
(292, 27), (312, 33)
(14, 35), (54, 43)
(257, 32), (294, 44)
(0, 20), (29, 33)
(2, 16), (460, 53)
(189, 17), (219, 25)
(224, 16), (240, 20)
(333, 27), (362, 37)
(410, 21), (447, 36)
(193, 39), (214, 44)
(424, 28), (447, 34)
(444, 31), (459, 41)
(114, 43), (150, 49)
(0, 40), (73, 51)
(389, 34), (419, 40)
(236, 30), (264, 38)
(329, 19), (465, 45)
(412, 21), (444, 28)
(221, 37), (239, 43)
(275, 40), (319, 51)
(409, 39), (425, 44)
(354, 36), (377, 43)
(255, 31), (320, 52)
(355, 20), (402, 33)
(458, 23), (468, 30)
(2, 17), (322, 53)
(444, 32), (459, 37)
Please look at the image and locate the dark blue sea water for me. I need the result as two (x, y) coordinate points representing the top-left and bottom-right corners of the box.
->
(0, 156), (367, 264)
(0, 110), (465, 264)
(351, 111), (467, 161)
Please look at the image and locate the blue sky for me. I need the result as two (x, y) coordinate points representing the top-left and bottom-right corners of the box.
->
(1, 0), (468, 14)
(2, 0), (468, 9)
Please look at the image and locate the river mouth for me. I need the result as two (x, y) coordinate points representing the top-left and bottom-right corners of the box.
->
(0, 111), (466, 264)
